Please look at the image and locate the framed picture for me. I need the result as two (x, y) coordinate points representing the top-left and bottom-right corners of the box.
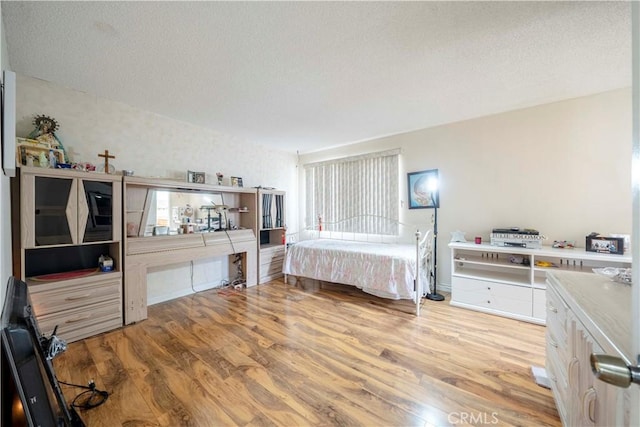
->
(407, 169), (439, 209)
(187, 170), (205, 184)
(231, 176), (243, 187)
(585, 235), (624, 255)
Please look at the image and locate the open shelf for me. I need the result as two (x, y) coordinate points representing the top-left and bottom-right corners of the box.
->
(453, 253), (530, 270)
(452, 269), (530, 287)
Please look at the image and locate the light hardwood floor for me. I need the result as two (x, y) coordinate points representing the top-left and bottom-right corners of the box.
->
(53, 279), (560, 426)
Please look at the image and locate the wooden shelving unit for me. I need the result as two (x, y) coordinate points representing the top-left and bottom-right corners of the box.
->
(12, 166), (123, 342)
(449, 242), (631, 324)
(257, 189), (286, 284)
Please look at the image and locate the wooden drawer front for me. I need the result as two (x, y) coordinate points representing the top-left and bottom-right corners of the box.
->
(30, 278), (122, 317)
(36, 299), (122, 343)
(260, 246), (284, 283)
(260, 249), (284, 270)
(260, 263), (284, 278)
(546, 285), (567, 347)
(260, 246), (285, 264)
(452, 277), (531, 316)
(546, 339), (569, 425)
(260, 252), (284, 283)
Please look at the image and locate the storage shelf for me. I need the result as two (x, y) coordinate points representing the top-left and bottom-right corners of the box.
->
(449, 241), (631, 325)
(452, 271), (530, 287)
(453, 253), (530, 270)
(533, 264), (590, 273)
(18, 167), (123, 342)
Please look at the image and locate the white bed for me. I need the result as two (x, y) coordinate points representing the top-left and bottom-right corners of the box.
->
(283, 217), (432, 315)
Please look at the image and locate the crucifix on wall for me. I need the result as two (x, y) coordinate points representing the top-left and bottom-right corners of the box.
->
(98, 149), (115, 174)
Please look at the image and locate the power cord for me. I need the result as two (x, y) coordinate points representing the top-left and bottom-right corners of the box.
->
(223, 228), (245, 289)
(57, 378), (109, 410)
(223, 228), (237, 255)
(190, 260), (197, 294)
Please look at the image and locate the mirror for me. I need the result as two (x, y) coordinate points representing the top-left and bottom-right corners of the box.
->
(125, 185), (250, 237)
(144, 190), (227, 236)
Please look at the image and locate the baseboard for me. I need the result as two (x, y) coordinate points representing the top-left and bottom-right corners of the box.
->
(147, 280), (222, 306)
(438, 282), (451, 293)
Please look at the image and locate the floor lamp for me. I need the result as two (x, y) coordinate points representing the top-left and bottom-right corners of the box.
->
(426, 180), (444, 301)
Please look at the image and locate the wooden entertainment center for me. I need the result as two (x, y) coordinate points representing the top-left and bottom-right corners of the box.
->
(12, 167), (123, 342)
(12, 168), (287, 338)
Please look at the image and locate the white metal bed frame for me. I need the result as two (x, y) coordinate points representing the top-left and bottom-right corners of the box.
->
(284, 215), (433, 315)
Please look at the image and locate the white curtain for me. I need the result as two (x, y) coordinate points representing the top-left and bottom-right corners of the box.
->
(304, 149), (400, 235)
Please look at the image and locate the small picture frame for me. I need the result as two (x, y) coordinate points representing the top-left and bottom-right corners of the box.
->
(187, 170), (206, 184)
(407, 169), (439, 209)
(585, 235), (625, 255)
(231, 176), (243, 187)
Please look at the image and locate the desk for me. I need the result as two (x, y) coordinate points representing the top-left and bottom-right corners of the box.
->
(124, 229), (256, 324)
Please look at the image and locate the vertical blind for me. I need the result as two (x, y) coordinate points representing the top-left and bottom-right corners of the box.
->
(304, 149), (400, 235)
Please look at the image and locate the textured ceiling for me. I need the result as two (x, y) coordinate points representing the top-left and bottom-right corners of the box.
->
(2, 1), (631, 154)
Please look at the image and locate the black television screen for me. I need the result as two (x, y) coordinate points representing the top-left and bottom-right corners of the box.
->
(0, 277), (85, 426)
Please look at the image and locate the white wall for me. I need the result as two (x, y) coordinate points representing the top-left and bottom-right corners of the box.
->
(15, 75), (298, 303)
(299, 89), (632, 291)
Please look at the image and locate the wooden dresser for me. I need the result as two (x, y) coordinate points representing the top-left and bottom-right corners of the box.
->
(546, 271), (632, 426)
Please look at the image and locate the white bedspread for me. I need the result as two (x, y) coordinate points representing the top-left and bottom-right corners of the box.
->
(283, 239), (421, 300)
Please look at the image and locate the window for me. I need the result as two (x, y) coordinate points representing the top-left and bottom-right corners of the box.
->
(304, 149), (400, 235)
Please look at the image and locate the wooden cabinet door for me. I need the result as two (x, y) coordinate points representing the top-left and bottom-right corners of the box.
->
(79, 178), (121, 243)
(23, 174), (77, 247)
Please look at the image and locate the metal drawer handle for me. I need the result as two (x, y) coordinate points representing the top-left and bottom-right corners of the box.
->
(65, 314), (91, 323)
(65, 293), (92, 301)
(548, 303), (558, 313)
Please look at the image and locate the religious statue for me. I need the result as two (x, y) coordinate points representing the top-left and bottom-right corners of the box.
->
(27, 115), (69, 163)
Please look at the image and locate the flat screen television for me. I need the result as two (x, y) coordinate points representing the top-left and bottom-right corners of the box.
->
(1, 276), (85, 426)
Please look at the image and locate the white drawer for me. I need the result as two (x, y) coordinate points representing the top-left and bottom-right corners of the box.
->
(532, 288), (546, 321)
(452, 276), (532, 317)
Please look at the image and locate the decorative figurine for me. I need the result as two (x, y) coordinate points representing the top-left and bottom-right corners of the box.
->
(38, 151), (48, 168)
(217, 172), (224, 185)
(450, 230), (467, 243)
(27, 115), (69, 162)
